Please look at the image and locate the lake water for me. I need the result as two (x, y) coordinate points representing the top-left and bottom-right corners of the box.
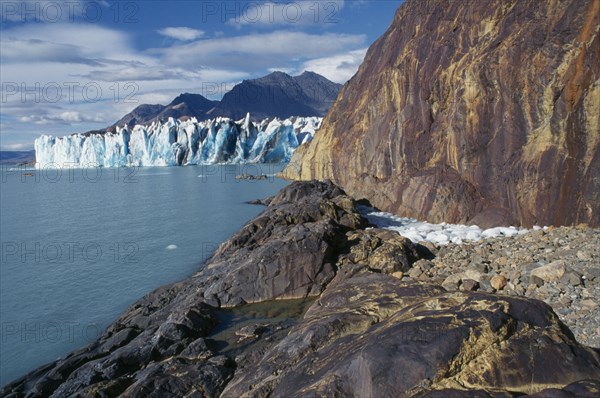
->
(0, 164), (289, 386)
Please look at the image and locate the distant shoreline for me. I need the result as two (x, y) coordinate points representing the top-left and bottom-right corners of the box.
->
(0, 150), (35, 165)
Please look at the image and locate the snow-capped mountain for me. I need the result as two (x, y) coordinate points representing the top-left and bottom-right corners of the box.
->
(35, 114), (321, 168)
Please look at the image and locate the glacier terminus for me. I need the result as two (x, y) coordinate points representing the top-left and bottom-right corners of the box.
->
(34, 114), (321, 168)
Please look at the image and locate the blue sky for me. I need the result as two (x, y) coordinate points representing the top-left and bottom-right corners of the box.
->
(0, 0), (403, 150)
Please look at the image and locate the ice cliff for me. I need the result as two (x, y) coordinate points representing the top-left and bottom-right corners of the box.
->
(34, 114), (321, 168)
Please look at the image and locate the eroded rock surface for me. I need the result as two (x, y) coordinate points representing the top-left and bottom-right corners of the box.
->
(222, 273), (600, 397)
(283, 0), (600, 227)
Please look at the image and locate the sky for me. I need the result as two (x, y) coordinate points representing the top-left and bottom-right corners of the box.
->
(0, 0), (403, 150)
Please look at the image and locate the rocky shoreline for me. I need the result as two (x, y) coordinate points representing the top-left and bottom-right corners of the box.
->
(404, 226), (600, 348)
(2, 181), (599, 397)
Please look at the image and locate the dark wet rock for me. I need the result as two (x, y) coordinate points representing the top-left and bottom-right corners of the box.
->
(416, 241), (439, 259)
(234, 324), (269, 341)
(199, 181), (367, 307)
(267, 179), (346, 207)
(414, 390), (519, 397)
(119, 356), (234, 398)
(527, 379), (600, 397)
(245, 198), (270, 206)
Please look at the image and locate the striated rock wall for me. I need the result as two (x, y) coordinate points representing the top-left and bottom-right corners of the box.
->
(283, 0), (600, 227)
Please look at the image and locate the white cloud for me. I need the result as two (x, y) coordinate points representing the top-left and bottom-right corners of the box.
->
(74, 67), (199, 82)
(19, 111), (104, 125)
(0, 142), (33, 151)
(197, 69), (250, 82)
(157, 27), (204, 41)
(154, 30), (366, 71)
(59, 111), (84, 122)
(0, 22), (159, 135)
(300, 48), (367, 83)
(133, 92), (175, 106)
(0, 23), (138, 65)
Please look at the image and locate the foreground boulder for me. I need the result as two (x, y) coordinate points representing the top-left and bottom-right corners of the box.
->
(222, 272), (600, 397)
(2, 182), (599, 397)
(199, 180), (366, 307)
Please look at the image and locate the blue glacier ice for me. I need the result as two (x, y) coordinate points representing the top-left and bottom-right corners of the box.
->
(34, 114), (322, 168)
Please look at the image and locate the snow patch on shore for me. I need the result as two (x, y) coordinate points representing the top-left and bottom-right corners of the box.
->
(361, 207), (543, 245)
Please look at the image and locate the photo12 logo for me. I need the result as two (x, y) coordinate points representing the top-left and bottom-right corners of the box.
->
(1, 321), (102, 344)
(1, 82), (139, 104)
(1, 1), (140, 23)
(197, 164), (280, 183)
(1, 164), (139, 184)
(0, 241), (139, 264)
(200, 1), (341, 24)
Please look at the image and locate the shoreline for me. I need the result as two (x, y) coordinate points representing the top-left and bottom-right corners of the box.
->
(2, 181), (599, 396)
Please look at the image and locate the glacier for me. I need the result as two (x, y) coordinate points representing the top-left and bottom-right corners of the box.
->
(34, 114), (321, 168)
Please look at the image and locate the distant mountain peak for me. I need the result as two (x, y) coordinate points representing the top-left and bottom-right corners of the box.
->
(171, 92), (195, 102)
(208, 71), (341, 120)
(111, 93), (218, 130)
(98, 71), (341, 134)
(299, 70), (320, 77)
(254, 71), (295, 84)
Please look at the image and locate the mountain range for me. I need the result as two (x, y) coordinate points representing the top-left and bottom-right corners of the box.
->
(0, 71), (340, 163)
(110, 71), (340, 130)
(110, 94), (218, 130)
(207, 71), (342, 120)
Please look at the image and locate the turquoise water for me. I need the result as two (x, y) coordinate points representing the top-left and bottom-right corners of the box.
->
(0, 164), (288, 386)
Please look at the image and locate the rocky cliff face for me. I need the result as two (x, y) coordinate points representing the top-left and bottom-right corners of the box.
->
(283, 0), (600, 227)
